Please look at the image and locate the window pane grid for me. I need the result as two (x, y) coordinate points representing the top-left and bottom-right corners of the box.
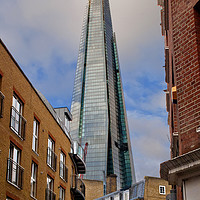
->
(32, 119), (39, 153)
(31, 162), (37, 197)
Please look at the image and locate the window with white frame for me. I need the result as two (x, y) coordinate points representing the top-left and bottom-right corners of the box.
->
(123, 190), (129, 200)
(31, 161), (38, 198)
(11, 94), (26, 139)
(46, 175), (56, 200)
(6, 197), (14, 200)
(47, 136), (57, 171)
(159, 185), (166, 195)
(32, 118), (39, 153)
(47, 175), (54, 191)
(59, 186), (65, 200)
(11, 95), (23, 131)
(0, 74), (4, 118)
(0, 74), (2, 89)
(60, 151), (66, 180)
(7, 143), (24, 189)
(114, 194), (120, 200)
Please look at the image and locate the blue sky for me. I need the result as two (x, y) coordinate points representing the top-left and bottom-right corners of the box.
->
(0, 0), (170, 181)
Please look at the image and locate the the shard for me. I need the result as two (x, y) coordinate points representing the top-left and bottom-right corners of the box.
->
(70, 0), (136, 189)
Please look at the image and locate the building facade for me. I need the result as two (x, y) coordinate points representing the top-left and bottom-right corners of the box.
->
(158, 0), (200, 199)
(0, 39), (86, 200)
(95, 176), (171, 200)
(84, 179), (104, 200)
(70, 0), (136, 189)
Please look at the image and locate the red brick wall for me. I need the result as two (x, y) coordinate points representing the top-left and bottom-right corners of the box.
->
(170, 0), (200, 154)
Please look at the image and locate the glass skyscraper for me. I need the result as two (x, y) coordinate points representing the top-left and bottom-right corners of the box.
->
(70, 0), (136, 189)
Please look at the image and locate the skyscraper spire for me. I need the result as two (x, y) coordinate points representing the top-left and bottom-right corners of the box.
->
(70, 0), (136, 189)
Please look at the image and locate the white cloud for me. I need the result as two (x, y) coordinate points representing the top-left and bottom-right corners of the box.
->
(128, 110), (170, 181)
(0, 0), (169, 182)
(140, 91), (166, 114)
(111, 0), (164, 69)
(0, 0), (86, 66)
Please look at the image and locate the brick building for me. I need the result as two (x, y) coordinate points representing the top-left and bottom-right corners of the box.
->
(95, 176), (171, 200)
(83, 179), (104, 200)
(158, 0), (200, 199)
(0, 39), (86, 200)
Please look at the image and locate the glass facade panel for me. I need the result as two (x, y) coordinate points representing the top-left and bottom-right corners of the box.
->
(70, 0), (136, 189)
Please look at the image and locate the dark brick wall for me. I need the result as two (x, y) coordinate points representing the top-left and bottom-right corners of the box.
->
(170, 0), (200, 154)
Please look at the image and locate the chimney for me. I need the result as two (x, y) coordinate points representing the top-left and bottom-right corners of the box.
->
(106, 174), (117, 194)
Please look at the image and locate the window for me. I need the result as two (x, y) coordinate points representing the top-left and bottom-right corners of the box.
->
(31, 162), (38, 198)
(60, 151), (68, 182)
(10, 94), (26, 139)
(47, 175), (54, 191)
(32, 118), (39, 153)
(46, 175), (56, 200)
(0, 90), (4, 118)
(0, 74), (2, 89)
(7, 143), (24, 189)
(123, 191), (129, 200)
(6, 197), (14, 200)
(0, 75), (4, 118)
(59, 186), (65, 200)
(47, 136), (57, 171)
(64, 114), (70, 132)
(159, 185), (166, 195)
(114, 194), (120, 200)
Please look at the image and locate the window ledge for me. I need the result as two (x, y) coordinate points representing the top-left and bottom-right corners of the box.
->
(32, 150), (39, 157)
(30, 195), (37, 200)
(60, 176), (67, 183)
(10, 127), (24, 141)
(47, 163), (56, 172)
(7, 180), (21, 190)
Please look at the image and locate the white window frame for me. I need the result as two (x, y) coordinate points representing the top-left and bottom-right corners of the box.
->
(9, 143), (20, 183)
(47, 136), (55, 169)
(60, 151), (66, 180)
(47, 175), (54, 191)
(32, 118), (39, 153)
(123, 190), (129, 200)
(48, 136), (55, 151)
(6, 197), (14, 200)
(11, 94), (23, 134)
(59, 186), (65, 200)
(30, 161), (37, 198)
(12, 95), (23, 114)
(159, 185), (166, 195)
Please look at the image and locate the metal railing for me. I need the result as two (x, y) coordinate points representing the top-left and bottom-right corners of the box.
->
(47, 147), (57, 171)
(73, 141), (85, 161)
(45, 188), (56, 200)
(60, 161), (68, 182)
(0, 91), (4, 118)
(10, 106), (26, 140)
(71, 174), (85, 197)
(7, 158), (24, 189)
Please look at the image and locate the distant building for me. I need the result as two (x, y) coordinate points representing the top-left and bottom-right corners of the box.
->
(0, 39), (86, 200)
(70, 0), (136, 190)
(158, 0), (200, 199)
(95, 176), (171, 200)
(84, 179), (104, 200)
